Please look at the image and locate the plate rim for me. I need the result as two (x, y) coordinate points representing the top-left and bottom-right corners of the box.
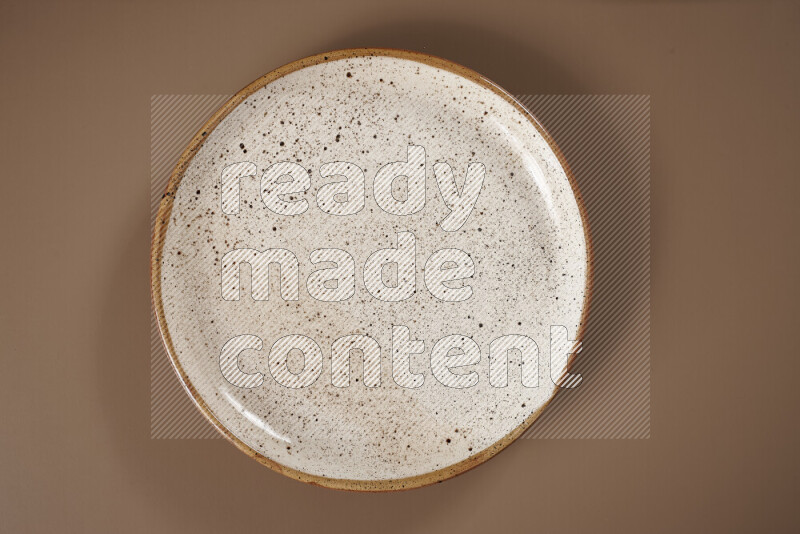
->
(150, 47), (594, 492)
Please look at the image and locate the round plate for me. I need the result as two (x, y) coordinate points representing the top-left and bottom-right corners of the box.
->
(151, 48), (590, 491)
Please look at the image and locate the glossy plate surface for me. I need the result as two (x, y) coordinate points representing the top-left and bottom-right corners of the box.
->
(152, 49), (590, 490)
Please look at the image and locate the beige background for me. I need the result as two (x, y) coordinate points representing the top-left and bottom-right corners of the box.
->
(1, 0), (798, 532)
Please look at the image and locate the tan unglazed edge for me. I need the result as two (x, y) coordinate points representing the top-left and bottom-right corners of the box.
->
(150, 48), (594, 492)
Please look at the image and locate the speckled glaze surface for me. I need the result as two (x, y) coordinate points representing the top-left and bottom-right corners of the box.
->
(152, 49), (590, 491)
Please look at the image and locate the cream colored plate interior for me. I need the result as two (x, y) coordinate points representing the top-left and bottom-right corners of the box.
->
(154, 51), (588, 488)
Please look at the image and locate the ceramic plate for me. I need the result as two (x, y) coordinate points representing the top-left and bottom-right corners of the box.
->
(151, 49), (590, 491)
